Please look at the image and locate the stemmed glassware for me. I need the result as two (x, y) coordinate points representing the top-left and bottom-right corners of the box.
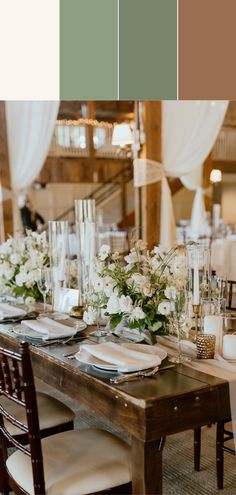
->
(210, 274), (228, 316)
(37, 267), (51, 316)
(169, 289), (192, 364)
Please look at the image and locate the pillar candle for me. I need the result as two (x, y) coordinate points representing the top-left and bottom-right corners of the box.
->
(193, 265), (200, 305)
(223, 335), (236, 360)
(204, 315), (223, 352)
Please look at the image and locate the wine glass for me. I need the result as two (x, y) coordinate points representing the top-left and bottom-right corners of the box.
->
(211, 275), (228, 316)
(37, 268), (51, 316)
(169, 289), (191, 364)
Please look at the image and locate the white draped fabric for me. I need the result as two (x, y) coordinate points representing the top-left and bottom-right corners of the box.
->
(134, 101), (228, 248)
(6, 101), (59, 191)
(6, 101), (59, 232)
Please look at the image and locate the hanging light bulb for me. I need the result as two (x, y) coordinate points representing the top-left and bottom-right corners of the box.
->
(111, 123), (134, 147)
(210, 169), (222, 183)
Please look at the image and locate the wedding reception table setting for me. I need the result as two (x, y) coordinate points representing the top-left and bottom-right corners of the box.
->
(0, 198), (236, 494)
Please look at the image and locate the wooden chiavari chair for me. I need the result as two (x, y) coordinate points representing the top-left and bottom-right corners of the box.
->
(0, 342), (131, 495)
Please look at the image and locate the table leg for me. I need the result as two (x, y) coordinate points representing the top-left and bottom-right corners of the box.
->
(131, 437), (166, 495)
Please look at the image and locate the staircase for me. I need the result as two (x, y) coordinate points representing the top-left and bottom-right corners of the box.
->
(55, 163), (133, 223)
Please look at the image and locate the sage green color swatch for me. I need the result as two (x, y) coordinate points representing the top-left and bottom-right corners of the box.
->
(60, 0), (118, 99)
(119, 0), (177, 99)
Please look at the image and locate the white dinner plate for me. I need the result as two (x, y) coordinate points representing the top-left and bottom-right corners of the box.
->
(75, 343), (167, 372)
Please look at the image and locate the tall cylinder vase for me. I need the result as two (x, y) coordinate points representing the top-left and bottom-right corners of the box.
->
(72, 199), (96, 317)
(48, 221), (70, 312)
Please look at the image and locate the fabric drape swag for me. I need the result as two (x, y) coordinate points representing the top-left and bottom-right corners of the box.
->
(134, 101), (228, 248)
(6, 101), (59, 232)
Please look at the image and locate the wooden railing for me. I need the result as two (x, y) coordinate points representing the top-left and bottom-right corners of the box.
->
(49, 120), (129, 160)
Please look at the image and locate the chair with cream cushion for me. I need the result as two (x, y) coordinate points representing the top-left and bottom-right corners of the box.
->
(0, 391), (75, 443)
(0, 342), (131, 495)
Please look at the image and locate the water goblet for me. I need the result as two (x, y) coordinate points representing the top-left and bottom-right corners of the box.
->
(169, 289), (192, 364)
(211, 275), (228, 316)
(37, 268), (51, 316)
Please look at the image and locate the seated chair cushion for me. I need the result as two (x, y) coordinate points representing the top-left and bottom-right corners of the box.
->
(6, 428), (131, 495)
(0, 392), (74, 436)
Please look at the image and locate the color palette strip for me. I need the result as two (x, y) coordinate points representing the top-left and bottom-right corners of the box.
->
(0, 0), (236, 100)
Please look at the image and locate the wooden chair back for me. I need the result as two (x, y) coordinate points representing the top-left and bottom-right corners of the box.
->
(227, 280), (236, 310)
(0, 341), (45, 495)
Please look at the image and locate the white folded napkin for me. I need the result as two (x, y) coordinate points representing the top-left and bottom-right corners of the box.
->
(0, 303), (26, 320)
(80, 342), (161, 372)
(21, 317), (76, 340)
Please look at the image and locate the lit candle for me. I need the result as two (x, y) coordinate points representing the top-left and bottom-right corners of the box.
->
(204, 315), (223, 352)
(193, 263), (200, 305)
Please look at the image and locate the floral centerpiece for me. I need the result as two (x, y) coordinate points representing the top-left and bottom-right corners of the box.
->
(83, 241), (187, 343)
(0, 231), (49, 304)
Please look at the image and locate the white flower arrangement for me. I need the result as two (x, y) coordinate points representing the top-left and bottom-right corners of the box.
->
(0, 231), (49, 302)
(83, 241), (187, 343)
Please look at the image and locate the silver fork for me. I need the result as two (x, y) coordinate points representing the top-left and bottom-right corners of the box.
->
(110, 364), (175, 384)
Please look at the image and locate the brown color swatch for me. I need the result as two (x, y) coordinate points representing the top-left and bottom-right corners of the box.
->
(179, 0), (236, 99)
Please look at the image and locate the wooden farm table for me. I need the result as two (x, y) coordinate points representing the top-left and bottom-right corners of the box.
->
(0, 331), (231, 495)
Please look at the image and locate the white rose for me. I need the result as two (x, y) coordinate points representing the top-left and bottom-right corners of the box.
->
(158, 300), (172, 316)
(83, 307), (97, 325)
(98, 244), (110, 261)
(130, 307), (146, 322)
(164, 286), (177, 300)
(119, 295), (133, 314)
(124, 251), (141, 265)
(106, 295), (120, 314)
(15, 272), (28, 287)
(10, 253), (21, 265)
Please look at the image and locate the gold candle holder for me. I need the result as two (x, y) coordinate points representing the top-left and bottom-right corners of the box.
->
(69, 305), (85, 319)
(196, 334), (216, 359)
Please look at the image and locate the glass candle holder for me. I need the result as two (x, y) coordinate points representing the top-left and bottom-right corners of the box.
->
(187, 244), (211, 303)
(48, 221), (69, 311)
(196, 334), (216, 359)
(74, 199), (96, 309)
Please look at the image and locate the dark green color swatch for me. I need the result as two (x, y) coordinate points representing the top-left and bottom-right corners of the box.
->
(119, 0), (177, 99)
(60, 0), (118, 100)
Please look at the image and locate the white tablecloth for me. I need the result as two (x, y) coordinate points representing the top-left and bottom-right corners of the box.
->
(211, 237), (236, 281)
